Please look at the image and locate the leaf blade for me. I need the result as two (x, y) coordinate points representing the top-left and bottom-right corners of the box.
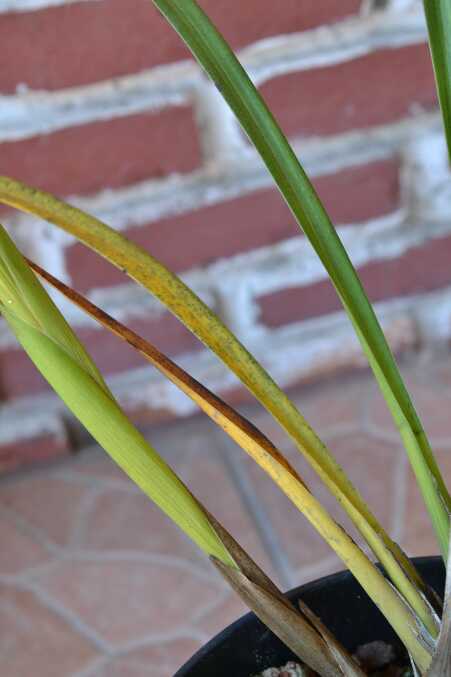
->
(0, 224), (234, 566)
(31, 258), (438, 653)
(34, 257), (440, 637)
(0, 176), (433, 622)
(0, 224), (353, 677)
(423, 0), (451, 162)
(146, 0), (451, 559)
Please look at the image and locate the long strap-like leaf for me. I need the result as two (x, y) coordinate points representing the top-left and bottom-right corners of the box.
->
(30, 257), (439, 640)
(147, 0), (450, 560)
(25, 258), (439, 669)
(0, 224), (232, 564)
(0, 223), (353, 677)
(0, 176), (431, 620)
(423, 0), (451, 162)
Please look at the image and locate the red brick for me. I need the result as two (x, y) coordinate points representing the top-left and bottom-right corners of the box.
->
(0, 313), (201, 399)
(0, 431), (70, 475)
(317, 158), (400, 222)
(0, 347), (49, 398)
(66, 159), (399, 293)
(260, 44), (437, 138)
(0, 107), (200, 197)
(0, 0), (360, 94)
(258, 233), (451, 327)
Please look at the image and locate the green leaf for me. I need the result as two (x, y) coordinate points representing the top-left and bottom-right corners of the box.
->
(32, 256), (439, 641)
(423, 0), (451, 161)
(148, 0), (451, 559)
(0, 176), (433, 618)
(0, 222), (106, 392)
(0, 226), (366, 677)
(0, 224), (235, 567)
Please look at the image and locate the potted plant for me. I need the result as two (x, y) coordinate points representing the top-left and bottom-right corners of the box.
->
(175, 557), (446, 676)
(0, 1), (450, 675)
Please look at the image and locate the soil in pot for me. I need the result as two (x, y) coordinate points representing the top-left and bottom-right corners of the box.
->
(256, 640), (411, 676)
(175, 557), (444, 677)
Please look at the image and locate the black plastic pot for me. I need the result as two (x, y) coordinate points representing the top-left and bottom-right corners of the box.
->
(176, 557), (445, 676)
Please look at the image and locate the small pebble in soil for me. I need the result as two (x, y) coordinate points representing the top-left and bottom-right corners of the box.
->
(256, 662), (309, 677)
(255, 641), (412, 677)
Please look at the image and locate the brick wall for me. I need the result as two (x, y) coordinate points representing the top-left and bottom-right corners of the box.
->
(1, 0), (450, 472)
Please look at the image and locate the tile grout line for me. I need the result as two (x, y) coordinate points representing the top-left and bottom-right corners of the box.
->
(71, 655), (110, 677)
(217, 435), (295, 590)
(67, 484), (105, 549)
(0, 577), (114, 656)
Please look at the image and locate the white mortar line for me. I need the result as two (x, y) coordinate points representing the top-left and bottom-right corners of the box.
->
(0, 396), (67, 445)
(3, 578), (114, 654)
(0, 6), (427, 142)
(0, 0), (98, 11)
(240, 5), (427, 86)
(0, 61), (199, 141)
(385, 0), (422, 11)
(360, 0), (375, 16)
(192, 82), (249, 167)
(210, 210), (408, 295)
(2, 111), (441, 250)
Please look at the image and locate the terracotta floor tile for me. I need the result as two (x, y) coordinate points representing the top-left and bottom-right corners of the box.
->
(150, 419), (274, 576)
(95, 663), (152, 677)
(241, 452), (332, 571)
(0, 475), (90, 547)
(94, 638), (202, 677)
(422, 355), (451, 390)
(401, 447), (451, 557)
(240, 429), (400, 572)
(292, 377), (369, 436)
(245, 376), (368, 455)
(367, 378), (451, 443)
(33, 559), (225, 647)
(79, 488), (204, 567)
(2, 355), (451, 671)
(0, 584), (98, 677)
(0, 513), (52, 576)
(194, 590), (247, 638)
(322, 431), (401, 535)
